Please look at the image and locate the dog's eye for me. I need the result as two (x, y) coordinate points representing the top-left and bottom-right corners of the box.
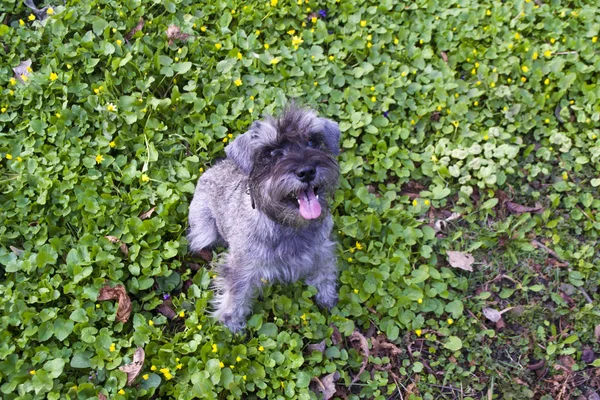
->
(307, 139), (320, 148)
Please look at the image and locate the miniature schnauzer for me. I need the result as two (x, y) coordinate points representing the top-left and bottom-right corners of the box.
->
(187, 105), (340, 332)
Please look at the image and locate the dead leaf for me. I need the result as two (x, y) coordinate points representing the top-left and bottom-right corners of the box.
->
(98, 393), (107, 400)
(105, 235), (120, 243)
(559, 355), (576, 370)
(348, 330), (369, 384)
(330, 324), (342, 345)
(125, 17), (144, 41)
(119, 243), (129, 257)
(119, 347), (145, 386)
(98, 284), (132, 323)
(312, 371), (340, 400)
(10, 246), (24, 256)
(506, 201), (542, 214)
(582, 347), (595, 364)
(197, 249), (212, 262)
(595, 325), (600, 342)
(13, 59), (32, 83)
(139, 207), (155, 220)
(166, 25), (194, 46)
(157, 300), (177, 319)
(307, 340), (326, 354)
(446, 250), (474, 272)
(483, 307), (502, 323)
(441, 51), (448, 63)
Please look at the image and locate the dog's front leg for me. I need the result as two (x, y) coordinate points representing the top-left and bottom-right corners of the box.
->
(212, 260), (257, 332)
(306, 240), (338, 309)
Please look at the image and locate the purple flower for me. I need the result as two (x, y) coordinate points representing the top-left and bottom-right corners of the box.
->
(383, 111), (389, 118)
(163, 293), (170, 300)
(318, 9), (327, 18)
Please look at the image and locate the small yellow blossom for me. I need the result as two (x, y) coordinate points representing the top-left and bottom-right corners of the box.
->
(521, 76), (527, 83)
(410, 119), (415, 125)
(21, 74), (28, 82)
(544, 50), (552, 58)
(259, 345), (265, 351)
(30, 369), (36, 375)
(313, 81), (318, 86)
(291, 35), (304, 47)
(329, 55), (334, 61)
(417, 298), (423, 304)
(200, 26), (207, 32)
(9, 77), (16, 86)
(490, 82), (496, 88)
(0, 107), (5, 113)
(49, 72), (58, 81)
(311, 17), (317, 23)
(521, 66), (529, 73)
(486, 10), (491, 16)
(95, 154), (104, 164)
(471, 68), (476, 75)
(109, 141), (116, 148)
(593, 37), (598, 43)
(96, 304), (100, 308)
(447, 318), (454, 325)
(347, 257), (353, 262)
(28, 14), (35, 21)
(394, 38), (399, 45)
(179, 311), (185, 318)
(360, 20), (366, 27)
(116, 40), (122, 46)
(545, 119), (550, 123)
(401, 71), (407, 77)
(142, 374), (149, 380)
(412, 199), (417, 206)
(507, 78), (512, 83)
(452, 121), (459, 128)
(287, 29), (296, 35)
(476, 81), (481, 85)
(355, 241), (363, 250)
(215, 43), (222, 50)
(550, 38), (556, 44)
(508, 43), (513, 49)
(270, 0), (278, 6)
(237, 52), (243, 60)
(212, 344), (218, 353)
(176, 364), (183, 370)
(141, 174), (150, 182)
(424, 199), (430, 206)
(483, 135), (489, 141)
(110, 343), (116, 352)
(118, 389), (125, 395)
(222, 137), (228, 143)
(415, 329), (422, 337)
(371, 96), (376, 102)
(544, 78), (550, 85)
(354, 289), (359, 294)
(234, 79), (242, 87)
(236, 356), (242, 362)
(94, 88), (100, 94)
(243, 375), (247, 380)
(367, 42), (372, 48)
(532, 52), (538, 60)
(160, 368), (173, 380)
(219, 361), (225, 368)
(9, 90), (14, 95)
(514, 32), (521, 40)
(16, 157), (22, 162)
(151, 365), (157, 371)
(106, 103), (116, 112)
(264, 43), (269, 49)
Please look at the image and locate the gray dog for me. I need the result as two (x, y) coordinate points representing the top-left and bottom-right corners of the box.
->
(187, 105), (340, 332)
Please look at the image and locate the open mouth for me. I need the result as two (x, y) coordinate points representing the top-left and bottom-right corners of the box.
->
(285, 186), (321, 219)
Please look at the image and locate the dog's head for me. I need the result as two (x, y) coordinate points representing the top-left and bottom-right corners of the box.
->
(225, 105), (340, 227)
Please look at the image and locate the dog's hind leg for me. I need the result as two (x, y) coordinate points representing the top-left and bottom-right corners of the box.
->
(187, 204), (220, 253)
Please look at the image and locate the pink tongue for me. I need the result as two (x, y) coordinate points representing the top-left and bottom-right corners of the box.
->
(297, 189), (321, 219)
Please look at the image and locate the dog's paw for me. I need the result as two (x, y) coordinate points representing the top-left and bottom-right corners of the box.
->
(219, 313), (247, 333)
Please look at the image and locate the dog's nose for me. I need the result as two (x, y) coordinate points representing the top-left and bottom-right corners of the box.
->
(296, 166), (316, 183)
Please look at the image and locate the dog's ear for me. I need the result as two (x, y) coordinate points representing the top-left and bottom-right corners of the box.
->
(225, 121), (275, 173)
(320, 118), (341, 155)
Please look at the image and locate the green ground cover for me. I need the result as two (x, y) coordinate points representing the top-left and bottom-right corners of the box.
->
(1, 0), (599, 398)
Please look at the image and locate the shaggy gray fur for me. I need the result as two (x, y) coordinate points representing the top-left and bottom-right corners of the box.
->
(188, 106), (340, 332)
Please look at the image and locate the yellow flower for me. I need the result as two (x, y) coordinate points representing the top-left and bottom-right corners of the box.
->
(219, 361), (225, 368)
(424, 199), (430, 206)
(258, 345), (264, 351)
(550, 38), (556, 44)
(447, 318), (454, 325)
(306, 7), (311, 11)
(237, 52), (243, 60)
(270, 58), (279, 65)
(401, 71), (407, 77)
(313, 81), (318, 86)
(118, 389), (125, 395)
(49, 72), (59, 81)
(508, 43), (513, 49)
(215, 43), (222, 50)
(116, 40), (122, 46)
(16, 157), (22, 162)
(486, 10), (491, 16)
(371, 96), (376, 102)
(329, 55), (334, 61)
(9, 90), (14, 95)
(231, 9), (235, 14)
(593, 37), (598, 43)
(287, 29), (296, 35)
(106, 103), (116, 112)
(300, 313), (306, 321)
(179, 311), (185, 318)
(532, 52), (538, 60)
(151, 365), (157, 371)
(291, 35), (304, 46)
(0, 107), (5, 113)
(176, 364), (183, 370)
(9, 77), (16, 86)
(483, 135), (489, 140)
(410, 119), (415, 125)
(474, 101), (479, 106)
(19, 19), (25, 26)
(148, 320), (153, 327)
(109, 141), (116, 148)
(360, 20), (366, 27)
(545, 119), (550, 123)
(234, 79), (242, 87)
(452, 121), (459, 128)
(471, 68), (476, 75)
(355, 241), (363, 250)
(264, 43), (270, 50)
(476, 81), (481, 85)
(243, 375), (247, 380)
(141, 174), (150, 182)
(544, 78), (550, 85)
(353, 289), (359, 294)
(415, 329), (422, 337)
(95, 154), (104, 164)
(562, 172), (568, 181)
(311, 17), (317, 23)
(412, 199), (417, 206)
(521, 76), (527, 83)
(270, 0), (278, 6)
(47, 7), (55, 15)
(417, 298), (423, 304)
(230, 365), (235, 369)
(367, 42), (372, 48)
(109, 343), (116, 352)
(142, 374), (149, 380)
(521, 66), (529, 73)
(21, 74), (28, 82)
(236, 356), (242, 362)
(514, 32), (521, 40)
(30, 370), (36, 375)
(200, 26), (207, 32)
(347, 257), (353, 262)
(212, 344), (218, 353)
(544, 50), (552, 58)
(507, 78), (512, 83)
(28, 14), (35, 21)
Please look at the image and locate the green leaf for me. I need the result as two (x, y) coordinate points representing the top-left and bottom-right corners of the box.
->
(443, 336), (463, 351)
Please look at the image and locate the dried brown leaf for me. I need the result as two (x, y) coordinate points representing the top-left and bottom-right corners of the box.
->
(105, 235), (120, 243)
(506, 201), (543, 214)
(157, 300), (177, 319)
(559, 355), (576, 370)
(13, 59), (32, 82)
(582, 348), (596, 364)
(307, 340), (326, 354)
(98, 393), (107, 400)
(119, 347), (145, 385)
(330, 324), (342, 345)
(312, 371), (340, 400)
(139, 207), (156, 220)
(441, 51), (448, 63)
(446, 250), (474, 272)
(10, 246), (24, 256)
(166, 25), (193, 45)
(119, 242), (129, 257)
(483, 307), (502, 323)
(125, 17), (144, 41)
(348, 330), (369, 384)
(98, 284), (132, 323)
